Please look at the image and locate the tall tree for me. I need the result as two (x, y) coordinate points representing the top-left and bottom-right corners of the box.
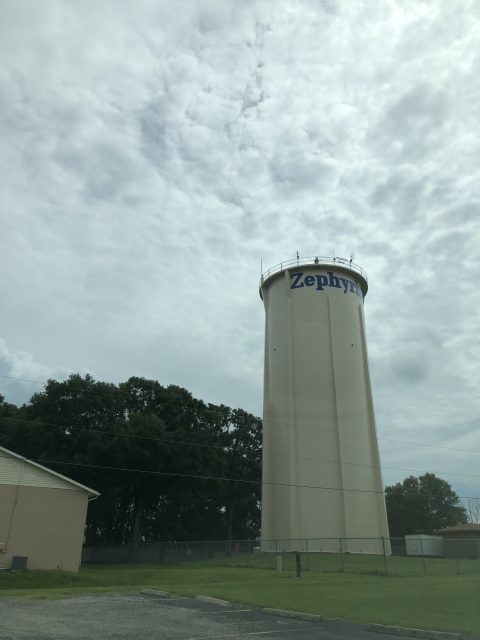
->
(0, 375), (262, 544)
(463, 497), (480, 524)
(385, 473), (467, 537)
(0, 394), (18, 418)
(222, 408), (262, 541)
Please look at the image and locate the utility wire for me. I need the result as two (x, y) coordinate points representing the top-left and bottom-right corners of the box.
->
(2, 415), (480, 482)
(1, 374), (478, 456)
(3, 416), (249, 453)
(0, 453), (478, 501)
(275, 422), (480, 456)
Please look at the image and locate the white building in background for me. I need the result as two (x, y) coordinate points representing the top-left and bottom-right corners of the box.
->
(259, 256), (390, 554)
(405, 535), (444, 557)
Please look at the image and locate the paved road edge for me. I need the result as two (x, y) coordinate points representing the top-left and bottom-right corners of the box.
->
(368, 623), (462, 640)
(140, 590), (466, 638)
(262, 607), (323, 623)
(141, 589), (183, 598)
(196, 595), (232, 607)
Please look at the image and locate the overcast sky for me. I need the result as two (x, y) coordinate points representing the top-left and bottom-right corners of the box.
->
(1, 0), (479, 503)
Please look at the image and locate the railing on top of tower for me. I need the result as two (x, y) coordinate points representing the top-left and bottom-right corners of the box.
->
(260, 255), (368, 286)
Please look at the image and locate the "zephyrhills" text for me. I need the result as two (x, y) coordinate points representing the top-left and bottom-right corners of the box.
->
(290, 271), (363, 298)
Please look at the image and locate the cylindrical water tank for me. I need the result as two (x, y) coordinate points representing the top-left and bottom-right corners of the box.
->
(260, 256), (390, 554)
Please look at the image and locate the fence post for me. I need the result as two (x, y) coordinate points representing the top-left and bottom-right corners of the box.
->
(420, 537), (427, 575)
(225, 540), (228, 565)
(382, 537), (388, 575)
(276, 554), (282, 574)
(305, 538), (309, 571)
(339, 538), (345, 572)
(295, 551), (301, 578)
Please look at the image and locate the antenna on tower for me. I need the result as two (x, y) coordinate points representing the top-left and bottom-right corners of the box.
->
(350, 251), (355, 266)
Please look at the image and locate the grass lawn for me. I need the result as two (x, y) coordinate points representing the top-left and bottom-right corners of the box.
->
(0, 564), (479, 637)
(213, 550), (480, 577)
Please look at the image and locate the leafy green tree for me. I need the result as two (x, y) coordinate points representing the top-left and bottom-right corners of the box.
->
(222, 408), (262, 541)
(0, 375), (262, 545)
(385, 473), (467, 537)
(0, 394), (18, 418)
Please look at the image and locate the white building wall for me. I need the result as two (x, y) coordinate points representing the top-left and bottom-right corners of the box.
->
(0, 446), (98, 571)
(405, 535), (444, 556)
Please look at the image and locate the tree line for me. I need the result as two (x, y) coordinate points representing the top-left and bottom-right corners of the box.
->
(0, 374), (471, 545)
(0, 375), (262, 545)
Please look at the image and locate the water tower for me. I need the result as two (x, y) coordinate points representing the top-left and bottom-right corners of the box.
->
(260, 256), (390, 554)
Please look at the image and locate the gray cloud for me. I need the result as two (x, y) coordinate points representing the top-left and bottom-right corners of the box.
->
(0, 339), (91, 407)
(0, 0), (479, 499)
(391, 350), (430, 384)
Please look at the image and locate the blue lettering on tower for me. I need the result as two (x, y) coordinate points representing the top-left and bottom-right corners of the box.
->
(327, 271), (341, 289)
(290, 272), (363, 299)
(290, 272), (304, 289)
(315, 275), (328, 290)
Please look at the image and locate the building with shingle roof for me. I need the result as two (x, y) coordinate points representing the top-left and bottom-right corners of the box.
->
(436, 524), (480, 559)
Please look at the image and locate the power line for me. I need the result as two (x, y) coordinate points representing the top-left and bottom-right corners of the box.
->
(3, 416), (250, 454)
(2, 415), (480, 482)
(276, 422), (480, 456)
(1, 373), (478, 456)
(0, 453), (478, 501)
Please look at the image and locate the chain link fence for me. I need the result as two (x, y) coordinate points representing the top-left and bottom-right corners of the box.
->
(82, 536), (480, 576)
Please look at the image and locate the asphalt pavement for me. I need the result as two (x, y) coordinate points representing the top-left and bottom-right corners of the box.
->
(0, 592), (459, 640)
